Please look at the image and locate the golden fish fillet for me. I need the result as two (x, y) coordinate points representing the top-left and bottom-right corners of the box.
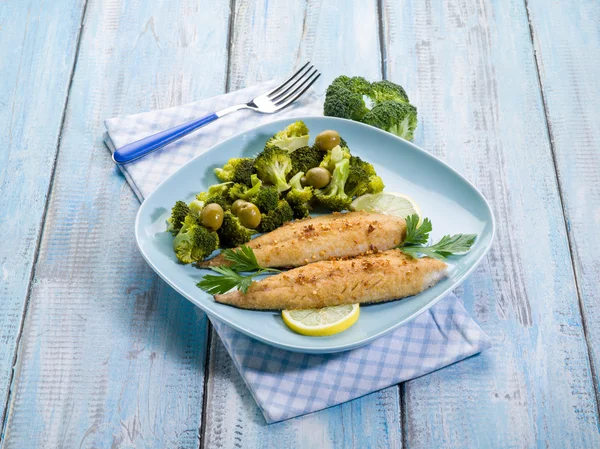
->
(214, 249), (447, 310)
(200, 211), (406, 268)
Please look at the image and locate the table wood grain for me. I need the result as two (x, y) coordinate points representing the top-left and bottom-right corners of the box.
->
(0, 0), (598, 447)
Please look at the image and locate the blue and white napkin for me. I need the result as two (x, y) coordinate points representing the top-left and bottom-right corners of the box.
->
(104, 81), (491, 423)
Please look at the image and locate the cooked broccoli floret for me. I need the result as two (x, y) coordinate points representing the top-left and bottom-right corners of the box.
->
(254, 147), (292, 193)
(217, 211), (255, 248)
(286, 172), (313, 219)
(166, 201), (191, 234)
(252, 185), (279, 213)
(361, 101), (418, 141)
(259, 200), (294, 233)
(196, 182), (233, 202)
(214, 157), (256, 185)
(349, 156), (385, 194)
(314, 158), (351, 211)
(229, 174), (262, 201)
(265, 121), (310, 153)
(323, 76), (371, 121)
(289, 145), (324, 177)
(370, 80), (409, 104)
(173, 215), (219, 264)
(345, 165), (370, 198)
(204, 194), (231, 210)
(320, 145), (351, 173)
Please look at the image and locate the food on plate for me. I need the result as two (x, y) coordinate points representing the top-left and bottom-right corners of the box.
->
(200, 203), (224, 231)
(323, 75), (418, 140)
(212, 249), (447, 310)
(350, 192), (421, 220)
(265, 120), (310, 152)
(314, 129), (341, 151)
(198, 211), (406, 269)
(282, 304), (360, 337)
(166, 120), (387, 263)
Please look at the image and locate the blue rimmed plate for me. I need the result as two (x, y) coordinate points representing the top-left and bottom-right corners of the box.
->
(135, 117), (495, 353)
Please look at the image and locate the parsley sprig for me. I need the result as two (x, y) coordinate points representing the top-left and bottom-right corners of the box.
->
(197, 246), (280, 295)
(399, 214), (477, 260)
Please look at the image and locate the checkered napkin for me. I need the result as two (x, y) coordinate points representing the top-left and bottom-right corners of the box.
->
(104, 81), (491, 423)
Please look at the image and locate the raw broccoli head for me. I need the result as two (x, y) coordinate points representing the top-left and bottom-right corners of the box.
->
(286, 172), (313, 219)
(324, 75), (372, 121)
(265, 121), (310, 153)
(229, 174), (262, 201)
(166, 200), (191, 234)
(258, 200), (294, 233)
(214, 157), (256, 185)
(314, 158), (351, 212)
(370, 80), (409, 104)
(361, 101), (418, 141)
(173, 215), (219, 264)
(252, 185), (279, 213)
(254, 147), (292, 193)
(217, 211), (255, 248)
(289, 145), (324, 177)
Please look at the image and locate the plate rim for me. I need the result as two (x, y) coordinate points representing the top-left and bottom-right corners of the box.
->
(135, 116), (496, 353)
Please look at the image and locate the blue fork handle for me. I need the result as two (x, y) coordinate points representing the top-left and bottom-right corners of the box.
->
(113, 112), (218, 164)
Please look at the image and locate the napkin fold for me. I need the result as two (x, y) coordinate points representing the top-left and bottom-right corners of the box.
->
(105, 81), (491, 423)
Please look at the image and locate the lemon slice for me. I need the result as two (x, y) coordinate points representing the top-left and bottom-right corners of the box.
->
(282, 304), (360, 337)
(350, 192), (421, 220)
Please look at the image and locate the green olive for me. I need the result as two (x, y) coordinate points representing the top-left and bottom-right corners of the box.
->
(315, 130), (341, 151)
(231, 199), (249, 216)
(200, 203), (224, 231)
(305, 167), (331, 189)
(238, 203), (261, 229)
(300, 176), (308, 187)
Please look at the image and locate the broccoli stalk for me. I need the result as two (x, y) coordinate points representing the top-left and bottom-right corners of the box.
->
(265, 121), (310, 153)
(173, 215), (219, 264)
(214, 157), (256, 185)
(254, 147), (292, 193)
(314, 158), (351, 211)
(320, 145), (351, 173)
(286, 172), (313, 219)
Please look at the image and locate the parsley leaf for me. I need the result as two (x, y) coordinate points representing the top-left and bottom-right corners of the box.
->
(197, 246), (279, 294)
(403, 214), (432, 246)
(401, 233), (477, 260)
(222, 246), (261, 272)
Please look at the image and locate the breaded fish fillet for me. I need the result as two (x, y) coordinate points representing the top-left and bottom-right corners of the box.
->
(214, 249), (447, 310)
(200, 211), (406, 268)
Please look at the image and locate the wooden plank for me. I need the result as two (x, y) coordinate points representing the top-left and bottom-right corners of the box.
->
(526, 0), (600, 400)
(1, 0), (231, 447)
(201, 0), (403, 447)
(381, 0), (600, 447)
(0, 0), (86, 425)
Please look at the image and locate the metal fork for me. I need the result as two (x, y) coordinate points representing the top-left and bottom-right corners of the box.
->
(113, 62), (321, 164)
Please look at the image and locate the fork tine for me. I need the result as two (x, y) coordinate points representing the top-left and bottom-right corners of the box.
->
(261, 62), (312, 99)
(270, 66), (318, 103)
(274, 72), (321, 110)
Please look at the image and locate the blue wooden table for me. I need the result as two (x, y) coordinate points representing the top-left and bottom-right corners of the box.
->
(1, 0), (599, 447)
